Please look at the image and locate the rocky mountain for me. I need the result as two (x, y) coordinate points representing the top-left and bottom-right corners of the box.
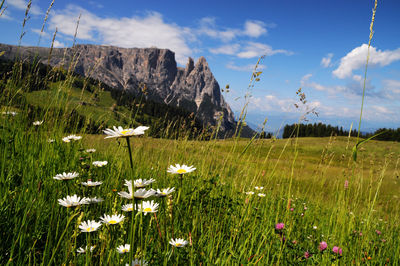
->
(0, 43), (253, 137)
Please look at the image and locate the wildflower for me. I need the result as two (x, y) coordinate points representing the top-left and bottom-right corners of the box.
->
(48, 139), (55, 143)
(79, 220), (102, 232)
(2, 111), (17, 116)
(155, 187), (175, 197)
(77, 246), (95, 254)
(258, 193), (266, 197)
(131, 178), (156, 188)
(92, 161), (108, 167)
(319, 241), (327, 251)
(58, 195), (89, 207)
(344, 180), (349, 189)
(254, 186), (264, 190)
(122, 203), (135, 212)
(332, 246), (342, 255)
(167, 164), (196, 174)
(62, 135), (82, 142)
(33, 120), (43, 126)
(290, 208), (294, 212)
(116, 244), (130, 254)
(126, 259), (148, 266)
(53, 172), (79, 180)
(137, 200), (159, 215)
(85, 149), (96, 153)
(275, 223), (285, 230)
(304, 251), (311, 259)
(169, 238), (189, 248)
(376, 230), (382, 235)
(100, 214), (125, 225)
(81, 180), (103, 187)
(87, 197), (104, 204)
(118, 181), (155, 199)
(245, 191), (254, 195)
(313, 226), (318, 230)
(103, 126), (149, 139)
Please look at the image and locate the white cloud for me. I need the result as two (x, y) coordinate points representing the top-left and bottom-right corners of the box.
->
(209, 44), (240, 55)
(321, 53), (333, 68)
(53, 40), (65, 48)
(243, 20), (267, 37)
(333, 44), (400, 79)
(48, 5), (193, 64)
(7, 0), (42, 15)
(198, 18), (270, 41)
(226, 62), (266, 72)
(237, 42), (292, 59)
(32, 28), (49, 38)
(382, 79), (400, 96)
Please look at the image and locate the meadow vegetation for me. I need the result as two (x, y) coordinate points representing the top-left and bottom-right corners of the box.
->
(1, 0), (399, 264)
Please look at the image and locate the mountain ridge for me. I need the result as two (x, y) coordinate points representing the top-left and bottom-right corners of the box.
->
(0, 43), (252, 137)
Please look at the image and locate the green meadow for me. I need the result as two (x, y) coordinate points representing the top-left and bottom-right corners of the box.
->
(2, 0), (400, 264)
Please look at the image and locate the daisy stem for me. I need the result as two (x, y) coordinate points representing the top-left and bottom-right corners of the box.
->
(140, 201), (143, 264)
(129, 197), (137, 264)
(125, 137), (134, 170)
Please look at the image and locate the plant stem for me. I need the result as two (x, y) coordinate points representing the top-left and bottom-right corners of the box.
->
(125, 137), (134, 170)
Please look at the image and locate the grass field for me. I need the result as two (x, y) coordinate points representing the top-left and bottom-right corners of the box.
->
(1, 110), (399, 264)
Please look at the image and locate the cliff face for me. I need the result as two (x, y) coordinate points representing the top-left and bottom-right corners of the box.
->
(0, 43), (239, 134)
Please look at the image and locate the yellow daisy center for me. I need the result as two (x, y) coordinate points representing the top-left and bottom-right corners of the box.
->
(86, 227), (94, 232)
(176, 243), (182, 247)
(121, 130), (130, 135)
(144, 207), (152, 212)
(109, 220), (117, 224)
(122, 249), (129, 253)
(177, 169), (187, 174)
(161, 192), (166, 195)
(127, 208), (133, 211)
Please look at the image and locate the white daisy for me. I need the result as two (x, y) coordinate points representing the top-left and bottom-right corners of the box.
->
(79, 220), (102, 233)
(100, 214), (125, 225)
(121, 203), (135, 212)
(81, 180), (103, 187)
(103, 126), (149, 139)
(245, 191), (255, 195)
(169, 238), (189, 248)
(77, 246), (95, 254)
(47, 139), (55, 143)
(258, 193), (266, 197)
(167, 164), (196, 174)
(137, 200), (159, 215)
(87, 197), (104, 204)
(118, 182), (155, 199)
(2, 111), (17, 116)
(116, 244), (130, 254)
(155, 187), (175, 197)
(62, 135), (82, 142)
(85, 149), (96, 153)
(33, 120), (43, 126)
(255, 186), (264, 190)
(134, 188), (156, 199)
(58, 195), (89, 207)
(133, 178), (156, 188)
(53, 172), (79, 180)
(126, 259), (148, 266)
(92, 161), (108, 167)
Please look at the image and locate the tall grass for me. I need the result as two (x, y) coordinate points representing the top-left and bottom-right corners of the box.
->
(1, 0), (399, 264)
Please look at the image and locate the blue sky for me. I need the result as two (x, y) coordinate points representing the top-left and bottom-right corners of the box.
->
(1, 0), (400, 132)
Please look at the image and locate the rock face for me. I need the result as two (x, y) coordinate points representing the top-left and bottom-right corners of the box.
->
(0, 43), (239, 135)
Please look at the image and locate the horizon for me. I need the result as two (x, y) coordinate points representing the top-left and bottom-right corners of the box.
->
(1, 0), (399, 132)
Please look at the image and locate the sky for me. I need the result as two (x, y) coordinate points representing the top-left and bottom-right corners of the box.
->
(1, 0), (400, 133)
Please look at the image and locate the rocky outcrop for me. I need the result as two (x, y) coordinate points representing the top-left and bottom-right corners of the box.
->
(0, 43), (250, 136)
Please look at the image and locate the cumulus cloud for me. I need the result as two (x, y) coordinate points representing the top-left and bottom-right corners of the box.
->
(48, 5), (193, 64)
(53, 40), (65, 48)
(321, 53), (333, 68)
(237, 42), (292, 59)
(243, 20), (267, 37)
(7, 0), (42, 15)
(333, 44), (400, 79)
